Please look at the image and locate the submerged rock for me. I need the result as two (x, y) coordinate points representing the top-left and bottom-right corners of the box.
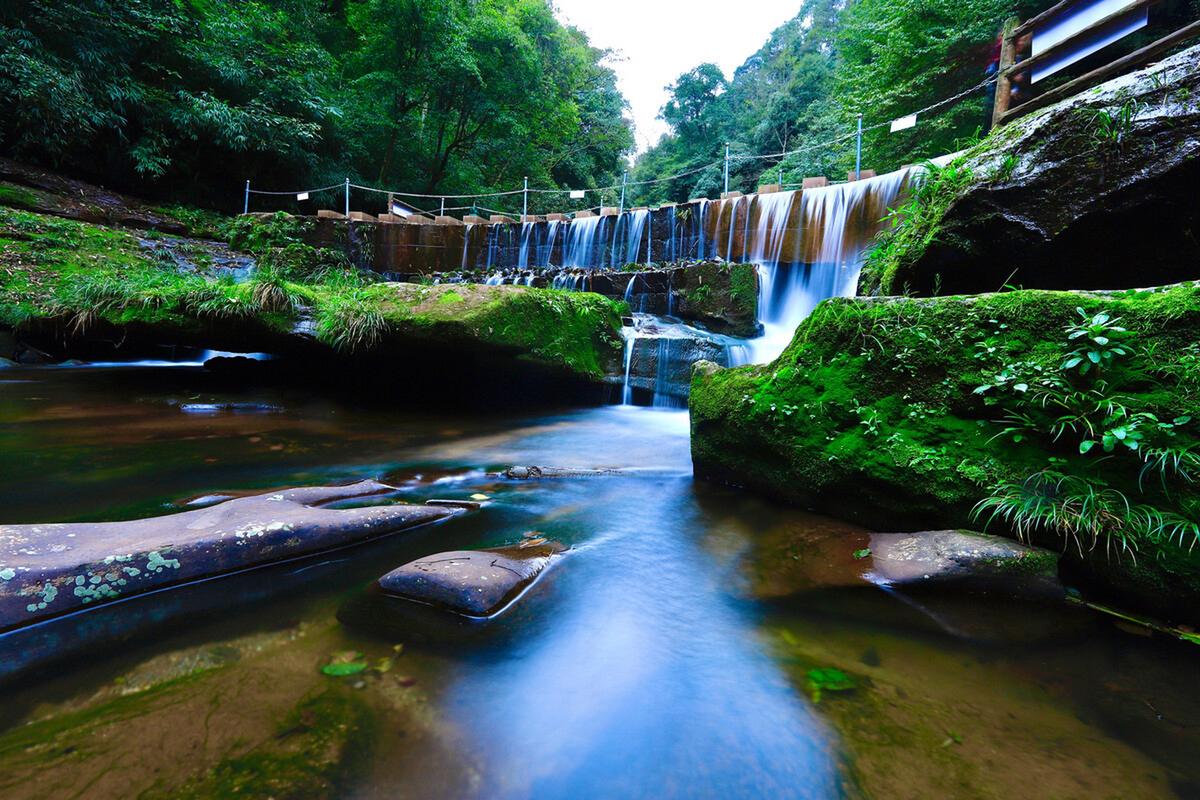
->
(500, 465), (628, 480)
(377, 542), (564, 618)
(0, 481), (461, 631)
(868, 530), (1059, 591)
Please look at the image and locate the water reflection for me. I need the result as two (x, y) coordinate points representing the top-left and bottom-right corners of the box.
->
(2, 366), (1199, 799)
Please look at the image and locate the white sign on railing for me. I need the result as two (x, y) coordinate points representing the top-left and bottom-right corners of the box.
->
(296, 192), (309, 201)
(890, 114), (918, 132)
(569, 190), (586, 200)
(1032, 0), (1148, 82)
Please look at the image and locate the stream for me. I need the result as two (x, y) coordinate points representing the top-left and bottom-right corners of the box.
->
(3, 364), (1200, 798)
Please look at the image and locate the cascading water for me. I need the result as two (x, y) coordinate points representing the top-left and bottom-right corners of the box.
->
(741, 166), (923, 362)
(564, 216), (606, 268)
(517, 222), (534, 268)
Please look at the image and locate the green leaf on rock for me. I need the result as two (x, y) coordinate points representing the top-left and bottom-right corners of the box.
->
(322, 661), (368, 677)
(806, 667), (857, 702)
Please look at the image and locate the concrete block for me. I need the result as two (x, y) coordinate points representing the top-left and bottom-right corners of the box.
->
(757, 184), (782, 194)
(377, 213), (404, 224)
(489, 215), (517, 224)
(574, 210), (596, 219)
(348, 211), (376, 222)
(521, 215), (545, 223)
(600, 207), (620, 216)
(317, 209), (346, 219)
(546, 213), (567, 221)
(720, 191), (743, 200)
(801, 177), (829, 189)
(435, 215), (465, 226)
(463, 215), (488, 224)
(846, 170), (877, 182)
(632, 206), (649, 213)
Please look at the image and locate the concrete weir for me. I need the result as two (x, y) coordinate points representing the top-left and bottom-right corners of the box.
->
(291, 162), (928, 277)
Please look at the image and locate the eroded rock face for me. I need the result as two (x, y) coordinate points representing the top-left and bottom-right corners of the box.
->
(866, 42), (1200, 296)
(377, 542), (563, 618)
(0, 481), (459, 631)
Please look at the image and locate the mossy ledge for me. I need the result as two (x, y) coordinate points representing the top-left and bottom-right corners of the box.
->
(690, 283), (1200, 621)
(0, 207), (625, 397)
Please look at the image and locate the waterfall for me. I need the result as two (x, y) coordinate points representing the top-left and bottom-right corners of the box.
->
(696, 200), (710, 259)
(565, 216), (606, 268)
(620, 327), (636, 405)
(616, 209), (649, 267)
(542, 220), (561, 266)
(517, 222), (534, 268)
(461, 223), (475, 270)
(740, 166), (922, 362)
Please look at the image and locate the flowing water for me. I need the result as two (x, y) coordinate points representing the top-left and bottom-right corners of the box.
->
(2, 365), (1200, 799)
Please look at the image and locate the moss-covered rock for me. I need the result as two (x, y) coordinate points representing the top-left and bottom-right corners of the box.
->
(0, 207), (625, 389)
(690, 283), (1200, 620)
(670, 260), (760, 337)
(860, 43), (1200, 297)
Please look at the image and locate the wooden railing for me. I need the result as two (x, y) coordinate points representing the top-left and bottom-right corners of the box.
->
(992, 0), (1200, 127)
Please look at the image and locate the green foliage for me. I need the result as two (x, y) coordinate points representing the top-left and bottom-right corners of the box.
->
(806, 667), (857, 703)
(861, 158), (978, 295)
(225, 213), (313, 254)
(315, 289), (388, 353)
(0, 0), (632, 210)
(971, 298), (1200, 557)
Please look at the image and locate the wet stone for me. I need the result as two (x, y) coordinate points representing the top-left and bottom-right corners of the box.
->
(377, 542), (564, 618)
(0, 481), (461, 631)
(869, 529), (1060, 591)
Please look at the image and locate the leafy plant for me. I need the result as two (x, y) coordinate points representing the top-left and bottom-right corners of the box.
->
(973, 302), (1199, 558)
(1061, 308), (1130, 374)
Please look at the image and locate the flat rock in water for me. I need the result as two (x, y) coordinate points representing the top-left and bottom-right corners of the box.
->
(869, 530), (1059, 588)
(0, 481), (460, 631)
(500, 465), (627, 480)
(377, 542), (564, 618)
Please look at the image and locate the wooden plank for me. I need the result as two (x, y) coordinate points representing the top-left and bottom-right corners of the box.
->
(1015, 0), (1086, 37)
(993, 18), (1020, 128)
(1003, 0), (1154, 79)
(1000, 18), (1200, 124)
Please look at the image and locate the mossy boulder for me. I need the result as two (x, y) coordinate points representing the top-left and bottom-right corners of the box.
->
(690, 283), (1200, 621)
(861, 43), (1200, 297)
(669, 261), (760, 337)
(0, 207), (626, 390)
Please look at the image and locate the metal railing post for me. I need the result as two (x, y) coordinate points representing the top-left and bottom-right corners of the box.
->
(523, 177), (529, 219)
(619, 172), (627, 214)
(440, 197), (445, 217)
(243, 180), (250, 215)
(855, 114), (864, 181)
(344, 178), (350, 216)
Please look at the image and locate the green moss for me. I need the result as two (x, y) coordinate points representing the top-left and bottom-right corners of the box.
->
(156, 688), (374, 800)
(225, 212), (315, 254)
(859, 157), (978, 296)
(691, 284), (1200, 527)
(672, 260), (759, 337)
(691, 285), (1200, 608)
(149, 204), (230, 240)
(0, 182), (41, 211)
(0, 208), (623, 382)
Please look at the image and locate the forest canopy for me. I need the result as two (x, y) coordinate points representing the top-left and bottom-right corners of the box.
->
(628, 0), (1200, 205)
(0, 0), (634, 209)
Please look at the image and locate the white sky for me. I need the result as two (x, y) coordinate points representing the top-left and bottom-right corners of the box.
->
(553, 1), (800, 156)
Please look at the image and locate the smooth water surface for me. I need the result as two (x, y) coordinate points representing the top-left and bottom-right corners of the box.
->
(2, 366), (1199, 799)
